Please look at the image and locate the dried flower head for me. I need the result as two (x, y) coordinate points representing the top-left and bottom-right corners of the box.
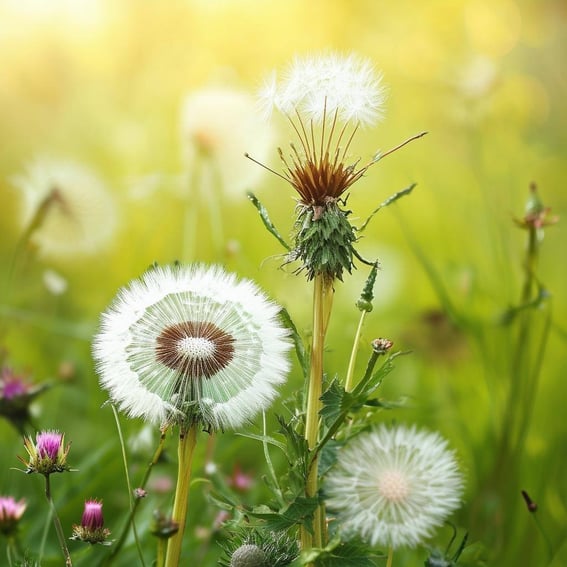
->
(12, 157), (117, 258)
(0, 496), (26, 537)
(324, 424), (464, 549)
(251, 53), (392, 281)
(20, 430), (71, 475)
(93, 264), (291, 430)
(180, 86), (274, 199)
(71, 499), (111, 545)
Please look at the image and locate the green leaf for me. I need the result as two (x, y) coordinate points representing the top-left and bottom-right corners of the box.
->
(279, 307), (309, 381)
(235, 432), (287, 453)
(247, 191), (291, 251)
(358, 182), (417, 233)
(246, 496), (318, 533)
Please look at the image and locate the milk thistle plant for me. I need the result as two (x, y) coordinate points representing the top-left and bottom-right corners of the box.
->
(245, 52), (430, 558)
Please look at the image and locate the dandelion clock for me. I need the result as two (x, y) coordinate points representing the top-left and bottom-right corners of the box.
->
(93, 264), (291, 431)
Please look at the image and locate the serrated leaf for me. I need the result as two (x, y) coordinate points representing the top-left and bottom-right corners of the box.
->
(246, 496), (318, 533)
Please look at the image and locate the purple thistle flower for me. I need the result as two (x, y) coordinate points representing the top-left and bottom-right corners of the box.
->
(81, 500), (104, 530)
(19, 430), (71, 475)
(37, 431), (63, 460)
(0, 367), (50, 433)
(0, 496), (26, 536)
(71, 499), (111, 545)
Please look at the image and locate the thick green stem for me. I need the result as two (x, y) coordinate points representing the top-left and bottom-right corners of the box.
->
(44, 474), (72, 567)
(301, 274), (334, 553)
(165, 424), (198, 567)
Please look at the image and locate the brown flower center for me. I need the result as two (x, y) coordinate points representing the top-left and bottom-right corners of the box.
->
(155, 321), (235, 379)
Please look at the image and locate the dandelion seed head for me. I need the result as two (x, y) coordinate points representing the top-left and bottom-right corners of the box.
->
(12, 157), (117, 259)
(260, 52), (386, 126)
(324, 424), (464, 549)
(93, 264), (291, 430)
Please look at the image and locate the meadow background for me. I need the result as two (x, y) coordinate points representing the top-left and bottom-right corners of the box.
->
(0, 0), (566, 565)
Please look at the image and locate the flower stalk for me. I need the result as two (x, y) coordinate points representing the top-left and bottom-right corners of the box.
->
(302, 274), (334, 551)
(44, 474), (72, 567)
(164, 423), (198, 567)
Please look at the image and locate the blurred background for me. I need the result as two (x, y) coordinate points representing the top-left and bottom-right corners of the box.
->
(0, 0), (565, 565)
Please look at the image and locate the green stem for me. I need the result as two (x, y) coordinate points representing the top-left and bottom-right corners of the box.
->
(111, 405), (146, 567)
(386, 546), (393, 567)
(165, 424), (198, 567)
(104, 428), (167, 565)
(262, 411), (285, 507)
(344, 310), (367, 392)
(301, 274), (334, 553)
(157, 539), (166, 567)
(44, 474), (73, 567)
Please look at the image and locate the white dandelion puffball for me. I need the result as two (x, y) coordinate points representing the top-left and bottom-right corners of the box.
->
(93, 264), (291, 430)
(324, 424), (464, 549)
(259, 52), (386, 126)
(12, 158), (117, 258)
(180, 86), (274, 199)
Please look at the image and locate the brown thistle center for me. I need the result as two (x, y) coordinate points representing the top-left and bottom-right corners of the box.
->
(155, 321), (235, 379)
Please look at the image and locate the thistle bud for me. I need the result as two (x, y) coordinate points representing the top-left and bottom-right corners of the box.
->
(71, 499), (111, 545)
(19, 430), (71, 475)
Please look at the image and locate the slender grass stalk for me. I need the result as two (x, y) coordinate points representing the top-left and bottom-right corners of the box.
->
(262, 411), (285, 507)
(44, 474), (72, 567)
(386, 546), (393, 567)
(164, 423), (198, 567)
(104, 428), (167, 565)
(344, 310), (367, 393)
(111, 405), (146, 567)
(301, 274), (334, 552)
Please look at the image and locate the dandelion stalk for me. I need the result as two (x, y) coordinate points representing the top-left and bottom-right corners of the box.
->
(386, 547), (394, 567)
(164, 423), (198, 567)
(302, 274), (334, 551)
(44, 474), (73, 567)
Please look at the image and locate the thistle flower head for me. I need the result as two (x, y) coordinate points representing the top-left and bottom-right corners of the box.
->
(12, 157), (117, 259)
(220, 529), (299, 567)
(324, 424), (464, 549)
(0, 367), (49, 432)
(252, 53), (390, 281)
(71, 499), (111, 545)
(93, 264), (291, 430)
(20, 430), (71, 475)
(0, 496), (26, 537)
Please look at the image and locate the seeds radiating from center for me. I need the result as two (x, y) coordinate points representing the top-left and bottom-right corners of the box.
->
(155, 321), (235, 379)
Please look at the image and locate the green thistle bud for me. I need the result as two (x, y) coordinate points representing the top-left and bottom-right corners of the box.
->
(291, 200), (357, 281)
(230, 544), (268, 567)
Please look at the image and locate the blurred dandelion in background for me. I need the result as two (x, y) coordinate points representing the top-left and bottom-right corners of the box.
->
(324, 424), (464, 549)
(11, 157), (118, 259)
(178, 86), (275, 259)
(93, 264), (291, 430)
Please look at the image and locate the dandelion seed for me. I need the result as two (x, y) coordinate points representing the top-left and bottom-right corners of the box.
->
(12, 157), (117, 259)
(324, 424), (464, 549)
(93, 264), (291, 430)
